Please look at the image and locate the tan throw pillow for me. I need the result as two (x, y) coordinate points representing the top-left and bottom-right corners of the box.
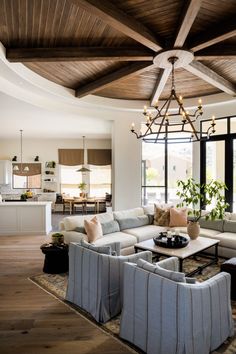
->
(154, 205), (170, 226)
(169, 208), (187, 227)
(84, 216), (103, 243)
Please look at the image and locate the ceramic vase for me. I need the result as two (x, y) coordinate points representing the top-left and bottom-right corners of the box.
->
(187, 221), (200, 240)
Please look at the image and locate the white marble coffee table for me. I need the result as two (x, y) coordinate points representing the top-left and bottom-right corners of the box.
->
(134, 236), (220, 276)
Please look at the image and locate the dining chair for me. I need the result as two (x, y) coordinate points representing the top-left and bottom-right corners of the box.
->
(73, 199), (86, 214)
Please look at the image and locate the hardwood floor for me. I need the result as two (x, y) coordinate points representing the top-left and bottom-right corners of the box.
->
(0, 235), (135, 354)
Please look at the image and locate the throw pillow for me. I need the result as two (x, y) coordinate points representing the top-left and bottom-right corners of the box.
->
(74, 226), (86, 234)
(223, 220), (236, 233)
(101, 220), (120, 235)
(117, 215), (149, 230)
(169, 208), (187, 227)
(154, 205), (171, 226)
(137, 259), (186, 283)
(147, 214), (154, 225)
(199, 217), (224, 232)
(80, 239), (111, 254)
(84, 216), (103, 243)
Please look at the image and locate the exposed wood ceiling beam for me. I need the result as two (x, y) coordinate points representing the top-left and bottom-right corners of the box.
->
(6, 47), (154, 62)
(195, 46), (236, 60)
(190, 19), (236, 52)
(150, 68), (171, 106)
(185, 60), (236, 96)
(76, 62), (154, 98)
(174, 0), (202, 47)
(71, 0), (162, 51)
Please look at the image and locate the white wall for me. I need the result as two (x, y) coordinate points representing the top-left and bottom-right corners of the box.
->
(112, 116), (142, 211)
(0, 138), (111, 194)
(0, 138), (111, 162)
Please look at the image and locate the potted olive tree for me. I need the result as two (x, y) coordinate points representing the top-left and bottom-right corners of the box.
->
(176, 178), (229, 239)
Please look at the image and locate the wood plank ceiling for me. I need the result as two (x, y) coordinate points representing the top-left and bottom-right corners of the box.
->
(0, 0), (236, 102)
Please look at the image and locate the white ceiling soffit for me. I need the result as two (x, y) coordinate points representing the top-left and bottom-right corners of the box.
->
(0, 92), (112, 139)
(1, 42), (236, 114)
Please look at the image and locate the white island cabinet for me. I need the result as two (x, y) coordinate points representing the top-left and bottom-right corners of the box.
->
(0, 202), (52, 235)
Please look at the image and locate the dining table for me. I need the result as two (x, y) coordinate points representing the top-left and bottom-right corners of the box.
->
(63, 197), (105, 215)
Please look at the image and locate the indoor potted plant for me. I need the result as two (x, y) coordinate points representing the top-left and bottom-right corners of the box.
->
(78, 182), (87, 198)
(176, 178), (229, 239)
(51, 232), (64, 245)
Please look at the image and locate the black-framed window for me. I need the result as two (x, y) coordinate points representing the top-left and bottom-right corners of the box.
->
(142, 141), (192, 205)
(200, 115), (236, 212)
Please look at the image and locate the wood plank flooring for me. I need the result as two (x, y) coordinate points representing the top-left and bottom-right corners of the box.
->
(0, 235), (135, 354)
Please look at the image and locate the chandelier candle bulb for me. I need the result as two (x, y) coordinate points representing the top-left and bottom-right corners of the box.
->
(143, 105), (147, 114)
(131, 123), (135, 131)
(146, 116), (150, 126)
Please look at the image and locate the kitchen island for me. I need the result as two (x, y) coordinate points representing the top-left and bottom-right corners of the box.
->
(0, 202), (52, 235)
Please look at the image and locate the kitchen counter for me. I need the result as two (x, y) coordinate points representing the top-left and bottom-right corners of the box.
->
(0, 202), (52, 235)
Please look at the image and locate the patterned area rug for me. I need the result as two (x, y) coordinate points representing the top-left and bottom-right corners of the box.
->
(30, 256), (236, 354)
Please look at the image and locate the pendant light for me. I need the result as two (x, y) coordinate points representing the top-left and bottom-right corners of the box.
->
(13, 130), (29, 173)
(77, 136), (91, 173)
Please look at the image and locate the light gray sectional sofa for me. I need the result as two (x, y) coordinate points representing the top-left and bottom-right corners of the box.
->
(59, 206), (236, 258)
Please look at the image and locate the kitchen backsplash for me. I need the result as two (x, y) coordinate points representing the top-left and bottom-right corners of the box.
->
(0, 184), (41, 197)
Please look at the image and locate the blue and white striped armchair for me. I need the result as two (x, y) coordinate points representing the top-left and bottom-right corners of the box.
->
(120, 257), (234, 354)
(66, 242), (152, 323)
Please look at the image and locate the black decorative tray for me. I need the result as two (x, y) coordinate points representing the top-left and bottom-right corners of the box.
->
(153, 232), (189, 249)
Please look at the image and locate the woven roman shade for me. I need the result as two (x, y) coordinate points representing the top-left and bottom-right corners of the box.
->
(87, 149), (111, 166)
(58, 149), (84, 166)
(13, 163), (41, 176)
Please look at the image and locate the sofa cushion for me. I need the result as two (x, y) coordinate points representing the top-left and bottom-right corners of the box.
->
(113, 207), (144, 220)
(94, 232), (137, 249)
(80, 239), (112, 254)
(214, 232), (236, 249)
(229, 213), (236, 220)
(169, 208), (187, 227)
(199, 218), (224, 232)
(117, 215), (149, 231)
(154, 205), (171, 226)
(123, 225), (167, 242)
(64, 212), (114, 231)
(223, 220), (236, 233)
(137, 259), (186, 283)
(199, 228), (222, 238)
(147, 214), (154, 224)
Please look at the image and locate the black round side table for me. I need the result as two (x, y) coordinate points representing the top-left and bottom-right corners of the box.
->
(40, 243), (69, 274)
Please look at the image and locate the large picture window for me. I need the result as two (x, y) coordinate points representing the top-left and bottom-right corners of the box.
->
(60, 164), (111, 198)
(89, 165), (111, 197)
(200, 115), (236, 212)
(142, 141), (192, 205)
(60, 165), (82, 197)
